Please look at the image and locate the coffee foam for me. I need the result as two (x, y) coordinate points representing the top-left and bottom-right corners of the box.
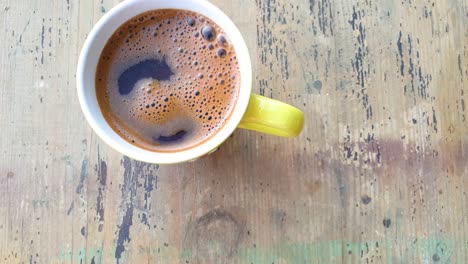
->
(96, 9), (240, 152)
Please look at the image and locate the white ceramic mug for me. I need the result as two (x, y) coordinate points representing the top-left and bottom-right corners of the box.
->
(77, 0), (303, 164)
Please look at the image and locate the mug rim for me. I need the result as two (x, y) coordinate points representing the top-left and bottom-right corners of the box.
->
(77, 0), (252, 164)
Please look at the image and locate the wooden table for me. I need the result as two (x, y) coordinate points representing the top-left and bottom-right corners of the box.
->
(1, 0), (467, 263)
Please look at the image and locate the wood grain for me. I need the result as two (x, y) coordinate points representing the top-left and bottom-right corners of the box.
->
(0, 0), (467, 263)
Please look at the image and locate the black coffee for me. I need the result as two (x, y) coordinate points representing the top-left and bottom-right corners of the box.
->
(95, 9), (240, 152)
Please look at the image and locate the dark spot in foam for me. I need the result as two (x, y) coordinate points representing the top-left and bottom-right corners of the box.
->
(187, 18), (195, 26)
(217, 48), (226, 58)
(201, 25), (215, 41)
(154, 130), (187, 143)
(217, 34), (227, 47)
(118, 59), (173, 95)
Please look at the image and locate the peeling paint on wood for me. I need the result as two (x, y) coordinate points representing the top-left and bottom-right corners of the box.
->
(0, 0), (467, 263)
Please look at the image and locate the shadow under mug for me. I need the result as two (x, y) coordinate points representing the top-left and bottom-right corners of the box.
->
(77, 0), (304, 164)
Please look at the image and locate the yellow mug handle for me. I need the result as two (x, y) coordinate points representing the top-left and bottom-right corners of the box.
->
(238, 94), (304, 137)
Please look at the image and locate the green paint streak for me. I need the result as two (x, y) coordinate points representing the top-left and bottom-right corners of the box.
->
(385, 239), (393, 263)
(85, 247), (103, 263)
(237, 237), (457, 263)
(180, 248), (192, 260)
(57, 246), (106, 262)
(32, 199), (49, 209)
(57, 247), (72, 261)
(55, 236), (459, 263)
(61, 155), (72, 166)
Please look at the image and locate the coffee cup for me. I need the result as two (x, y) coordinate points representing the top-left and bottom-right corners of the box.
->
(77, 0), (304, 164)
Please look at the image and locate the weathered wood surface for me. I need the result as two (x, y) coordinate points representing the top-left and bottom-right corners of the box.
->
(1, 0), (467, 263)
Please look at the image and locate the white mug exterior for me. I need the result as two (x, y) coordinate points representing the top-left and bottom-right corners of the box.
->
(77, 0), (252, 164)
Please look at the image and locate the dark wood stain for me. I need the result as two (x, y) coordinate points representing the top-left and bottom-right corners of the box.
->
(76, 159), (88, 194)
(383, 218), (391, 228)
(96, 147), (107, 228)
(361, 194), (372, 205)
(115, 157), (137, 263)
(184, 209), (244, 262)
(66, 201), (74, 216)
